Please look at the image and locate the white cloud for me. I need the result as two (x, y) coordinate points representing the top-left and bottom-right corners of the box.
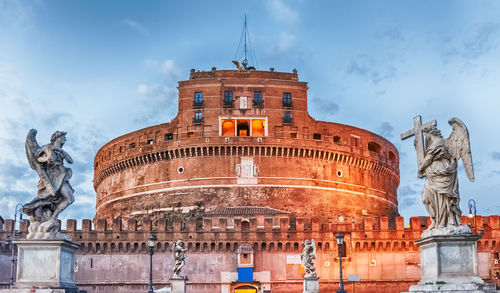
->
(121, 18), (149, 34)
(278, 32), (297, 52)
(265, 0), (299, 24)
(144, 59), (181, 83)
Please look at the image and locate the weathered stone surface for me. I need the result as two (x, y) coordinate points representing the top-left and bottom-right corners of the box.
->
(170, 278), (186, 293)
(303, 277), (319, 293)
(12, 239), (79, 291)
(406, 234), (500, 293)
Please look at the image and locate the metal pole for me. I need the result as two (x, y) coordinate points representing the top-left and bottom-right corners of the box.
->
(9, 203), (23, 288)
(9, 239), (14, 288)
(148, 246), (154, 293)
(337, 242), (346, 293)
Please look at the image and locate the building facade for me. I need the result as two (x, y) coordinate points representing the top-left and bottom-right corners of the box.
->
(0, 67), (499, 292)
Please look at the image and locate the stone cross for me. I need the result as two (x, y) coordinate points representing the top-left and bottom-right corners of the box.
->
(400, 115), (437, 166)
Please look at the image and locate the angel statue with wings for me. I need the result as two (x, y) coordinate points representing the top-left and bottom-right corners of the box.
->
(301, 239), (317, 278)
(172, 239), (188, 279)
(23, 129), (75, 240)
(401, 117), (474, 237)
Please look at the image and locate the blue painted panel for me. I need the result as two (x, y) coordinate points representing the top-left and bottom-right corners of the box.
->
(237, 267), (253, 282)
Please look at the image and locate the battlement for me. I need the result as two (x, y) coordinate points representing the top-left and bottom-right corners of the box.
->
(187, 68), (299, 81)
(1, 215), (498, 255)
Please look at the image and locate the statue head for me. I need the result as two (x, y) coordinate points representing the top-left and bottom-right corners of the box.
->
(51, 131), (67, 145)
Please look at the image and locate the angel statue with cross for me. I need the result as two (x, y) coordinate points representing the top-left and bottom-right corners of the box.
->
(401, 116), (474, 237)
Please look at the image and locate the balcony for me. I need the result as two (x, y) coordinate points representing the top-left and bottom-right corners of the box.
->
(282, 101), (293, 109)
(253, 100), (264, 108)
(223, 100), (234, 108)
(193, 117), (204, 125)
(193, 101), (204, 109)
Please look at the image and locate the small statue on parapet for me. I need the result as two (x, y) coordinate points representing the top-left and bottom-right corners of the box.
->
(23, 129), (75, 240)
(301, 239), (317, 278)
(172, 240), (187, 279)
(401, 116), (474, 237)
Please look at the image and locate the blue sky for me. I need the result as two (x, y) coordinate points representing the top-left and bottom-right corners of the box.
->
(1, 0), (499, 225)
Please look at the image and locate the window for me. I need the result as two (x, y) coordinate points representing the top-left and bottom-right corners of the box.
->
(224, 91), (233, 106)
(282, 92), (292, 108)
(253, 91), (263, 107)
(222, 119), (235, 136)
(221, 117), (267, 137)
(129, 143), (136, 149)
(334, 136), (341, 144)
(193, 111), (203, 124)
(237, 120), (250, 136)
(164, 133), (174, 141)
(283, 112), (292, 124)
(194, 92), (203, 108)
(368, 142), (382, 154)
(119, 146), (122, 153)
(351, 136), (359, 147)
(313, 133), (321, 140)
(290, 132), (298, 138)
(147, 139), (153, 145)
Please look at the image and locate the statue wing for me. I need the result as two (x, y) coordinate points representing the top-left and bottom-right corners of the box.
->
(311, 239), (317, 258)
(232, 60), (243, 71)
(445, 118), (474, 182)
(25, 129), (56, 195)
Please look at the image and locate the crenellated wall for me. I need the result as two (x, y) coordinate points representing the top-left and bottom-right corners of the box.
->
(1, 215), (499, 292)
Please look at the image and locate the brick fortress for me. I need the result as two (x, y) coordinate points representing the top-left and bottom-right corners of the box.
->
(1, 67), (499, 292)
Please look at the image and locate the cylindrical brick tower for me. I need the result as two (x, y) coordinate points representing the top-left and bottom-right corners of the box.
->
(93, 67), (400, 224)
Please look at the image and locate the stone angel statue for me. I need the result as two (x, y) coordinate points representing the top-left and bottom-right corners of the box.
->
(403, 117), (474, 237)
(301, 239), (317, 278)
(172, 239), (187, 279)
(23, 129), (75, 240)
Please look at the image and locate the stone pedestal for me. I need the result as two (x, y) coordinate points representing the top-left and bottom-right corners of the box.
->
(303, 277), (319, 293)
(9, 239), (81, 293)
(170, 277), (187, 293)
(407, 234), (499, 292)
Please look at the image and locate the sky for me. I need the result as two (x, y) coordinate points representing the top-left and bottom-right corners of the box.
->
(1, 0), (500, 226)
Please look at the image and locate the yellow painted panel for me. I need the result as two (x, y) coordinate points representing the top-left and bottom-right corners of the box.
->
(235, 289), (256, 293)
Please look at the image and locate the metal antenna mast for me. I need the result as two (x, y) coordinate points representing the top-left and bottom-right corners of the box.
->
(233, 14), (257, 71)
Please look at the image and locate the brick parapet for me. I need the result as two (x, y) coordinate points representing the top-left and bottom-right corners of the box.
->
(1, 215), (498, 255)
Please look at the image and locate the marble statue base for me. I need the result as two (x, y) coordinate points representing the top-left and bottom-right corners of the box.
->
(8, 239), (82, 293)
(170, 277), (187, 293)
(406, 234), (499, 292)
(303, 277), (319, 293)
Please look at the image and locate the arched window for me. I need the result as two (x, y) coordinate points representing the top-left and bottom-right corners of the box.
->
(368, 142), (382, 154)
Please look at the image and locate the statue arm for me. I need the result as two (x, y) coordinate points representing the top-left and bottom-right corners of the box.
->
(63, 150), (73, 164)
(418, 149), (435, 177)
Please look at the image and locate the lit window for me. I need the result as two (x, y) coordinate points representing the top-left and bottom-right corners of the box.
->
(283, 92), (292, 107)
(251, 120), (265, 136)
(222, 119), (235, 136)
(237, 120), (250, 136)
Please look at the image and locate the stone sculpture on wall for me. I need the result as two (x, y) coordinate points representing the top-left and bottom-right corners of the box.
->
(402, 117), (474, 237)
(172, 239), (187, 279)
(23, 129), (75, 240)
(301, 239), (317, 278)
